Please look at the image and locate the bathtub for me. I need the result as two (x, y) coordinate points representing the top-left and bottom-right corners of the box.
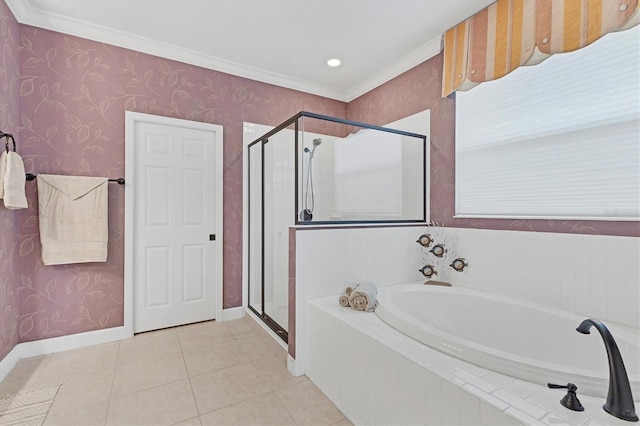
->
(375, 282), (640, 399)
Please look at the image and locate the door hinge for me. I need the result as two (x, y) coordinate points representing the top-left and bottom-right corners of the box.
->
(209, 234), (216, 241)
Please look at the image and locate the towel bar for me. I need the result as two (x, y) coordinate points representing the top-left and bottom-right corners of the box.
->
(25, 173), (125, 185)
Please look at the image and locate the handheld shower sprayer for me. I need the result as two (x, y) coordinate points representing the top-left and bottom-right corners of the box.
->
(301, 138), (323, 221)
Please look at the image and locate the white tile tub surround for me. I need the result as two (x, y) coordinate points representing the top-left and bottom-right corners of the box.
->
(292, 225), (426, 375)
(292, 226), (639, 375)
(307, 297), (640, 426)
(449, 228), (640, 329)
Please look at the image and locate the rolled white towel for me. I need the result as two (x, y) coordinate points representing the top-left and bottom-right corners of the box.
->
(338, 285), (356, 307)
(348, 282), (378, 312)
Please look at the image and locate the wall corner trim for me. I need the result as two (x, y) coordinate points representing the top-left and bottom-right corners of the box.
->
(0, 345), (22, 383)
(287, 353), (304, 377)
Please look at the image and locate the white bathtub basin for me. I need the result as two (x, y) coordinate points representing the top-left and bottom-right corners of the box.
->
(375, 282), (640, 398)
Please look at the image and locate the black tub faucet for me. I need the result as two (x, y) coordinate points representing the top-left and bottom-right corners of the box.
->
(577, 319), (638, 422)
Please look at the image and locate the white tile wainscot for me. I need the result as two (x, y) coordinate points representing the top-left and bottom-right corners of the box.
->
(292, 225), (426, 375)
(449, 228), (640, 330)
(306, 296), (640, 426)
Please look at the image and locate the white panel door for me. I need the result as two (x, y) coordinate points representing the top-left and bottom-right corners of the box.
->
(133, 119), (219, 333)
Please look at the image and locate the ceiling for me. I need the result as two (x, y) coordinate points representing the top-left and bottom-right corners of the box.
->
(6, 0), (494, 102)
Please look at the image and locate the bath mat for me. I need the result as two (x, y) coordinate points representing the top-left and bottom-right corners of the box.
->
(0, 385), (60, 426)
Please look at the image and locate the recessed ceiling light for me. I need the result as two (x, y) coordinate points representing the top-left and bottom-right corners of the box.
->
(327, 58), (341, 67)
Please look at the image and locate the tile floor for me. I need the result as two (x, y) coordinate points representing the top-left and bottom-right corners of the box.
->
(0, 316), (352, 426)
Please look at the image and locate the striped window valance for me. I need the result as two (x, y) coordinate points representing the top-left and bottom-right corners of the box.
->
(442, 0), (640, 97)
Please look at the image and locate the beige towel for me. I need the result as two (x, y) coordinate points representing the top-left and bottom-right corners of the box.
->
(0, 150), (6, 200)
(348, 282), (378, 312)
(3, 151), (28, 209)
(338, 293), (349, 307)
(37, 174), (108, 265)
(338, 286), (354, 307)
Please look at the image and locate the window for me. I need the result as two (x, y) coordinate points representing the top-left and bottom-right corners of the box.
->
(455, 26), (639, 220)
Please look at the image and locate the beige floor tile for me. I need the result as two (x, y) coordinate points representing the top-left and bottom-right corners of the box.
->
(182, 341), (250, 377)
(0, 355), (54, 396)
(43, 398), (109, 426)
(199, 392), (296, 426)
(253, 354), (308, 391)
(111, 350), (188, 397)
(235, 329), (280, 349)
(106, 379), (198, 425)
(118, 327), (181, 362)
(225, 318), (260, 340)
(276, 380), (346, 425)
(190, 361), (271, 415)
(45, 342), (119, 379)
(8, 344), (116, 398)
(46, 369), (114, 414)
(177, 321), (235, 352)
(1, 319), (347, 426)
(237, 334), (286, 361)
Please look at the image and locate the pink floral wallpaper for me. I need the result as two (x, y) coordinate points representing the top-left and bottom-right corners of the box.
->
(1, 1), (345, 347)
(347, 55), (640, 238)
(0, 0), (20, 362)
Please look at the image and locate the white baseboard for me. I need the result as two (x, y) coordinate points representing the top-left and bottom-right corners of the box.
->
(221, 306), (243, 321)
(18, 326), (132, 359)
(0, 325), (132, 382)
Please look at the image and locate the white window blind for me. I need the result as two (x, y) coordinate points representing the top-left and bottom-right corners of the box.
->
(455, 26), (639, 220)
(334, 129), (402, 215)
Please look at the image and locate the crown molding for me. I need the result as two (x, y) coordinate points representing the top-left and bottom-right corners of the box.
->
(345, 36), (442, 102)
(6, 0), (441, 103)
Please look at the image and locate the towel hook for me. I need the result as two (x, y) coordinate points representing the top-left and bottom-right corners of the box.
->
(0, 131), (16, 153)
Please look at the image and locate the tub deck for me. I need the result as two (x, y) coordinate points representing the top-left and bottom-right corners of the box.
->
(307, 295), (640, 426)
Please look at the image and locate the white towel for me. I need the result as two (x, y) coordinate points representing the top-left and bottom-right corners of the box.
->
(0, 150), (6, 200)
(348, 282), (378, 312)
(3, 151), (28, 209)
(37, 174), (108, 265)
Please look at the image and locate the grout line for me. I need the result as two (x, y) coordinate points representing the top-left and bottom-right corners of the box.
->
(177, 324), (207, 417)
(102, 340), (121, 426)
(37, 383), (62, 426)
(196, 390), (278, 419)
(271, 384), (298, 424)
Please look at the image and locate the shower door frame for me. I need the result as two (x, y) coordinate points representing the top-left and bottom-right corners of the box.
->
(247, 111), (428, 341)
(247, 115), (301, 341)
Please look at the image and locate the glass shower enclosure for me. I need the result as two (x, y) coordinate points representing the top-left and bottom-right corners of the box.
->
(247, 111), (427, 340)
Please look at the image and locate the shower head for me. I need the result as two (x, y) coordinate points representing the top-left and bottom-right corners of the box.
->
(305, 138), (322, 157)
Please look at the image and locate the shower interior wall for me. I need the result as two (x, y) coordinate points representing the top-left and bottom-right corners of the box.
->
(304, 127), (425, 223)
